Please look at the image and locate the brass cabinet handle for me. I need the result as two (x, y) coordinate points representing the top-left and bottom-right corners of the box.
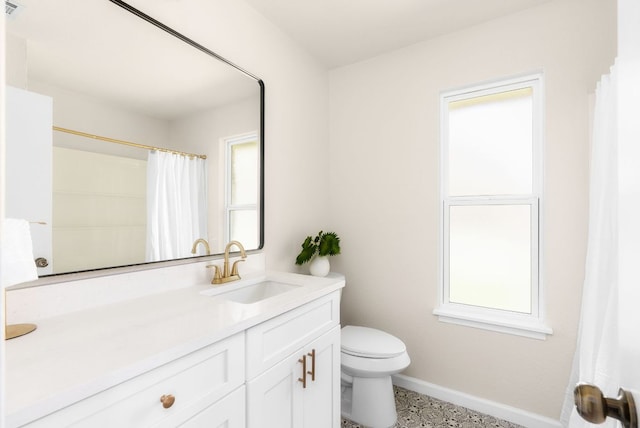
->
(298, 355), (307, 389)
(160, 394), (176, 409)
(574, 384), (637, 428)
(307, 349), (316, 382)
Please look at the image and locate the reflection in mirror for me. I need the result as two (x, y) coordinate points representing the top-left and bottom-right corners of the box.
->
(5, 0), (264, 280)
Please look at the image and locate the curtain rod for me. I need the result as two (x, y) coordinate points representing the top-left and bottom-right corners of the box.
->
(52, 126), (207, 160)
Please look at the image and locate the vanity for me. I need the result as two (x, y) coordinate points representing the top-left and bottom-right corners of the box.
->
(4, 269), (345, 427)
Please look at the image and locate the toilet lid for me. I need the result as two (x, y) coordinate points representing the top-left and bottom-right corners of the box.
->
(341, 326), (406, 358)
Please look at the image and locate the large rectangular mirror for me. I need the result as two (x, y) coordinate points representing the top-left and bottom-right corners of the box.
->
(5, 0), (264, 282)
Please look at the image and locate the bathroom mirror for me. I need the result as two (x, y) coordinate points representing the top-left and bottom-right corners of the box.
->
(4, 0), (264, 282)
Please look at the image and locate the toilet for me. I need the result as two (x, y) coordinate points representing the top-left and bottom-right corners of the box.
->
(340, 325), (410, 428)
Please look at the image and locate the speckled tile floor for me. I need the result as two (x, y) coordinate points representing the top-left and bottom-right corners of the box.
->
(341, 386), (524, 428)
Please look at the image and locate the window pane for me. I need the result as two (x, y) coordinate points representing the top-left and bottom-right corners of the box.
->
(449, 204), (531, 313)
(230, 209), (258, 249)
(448, 88), (533, 196)
(231, 141), (258, 205)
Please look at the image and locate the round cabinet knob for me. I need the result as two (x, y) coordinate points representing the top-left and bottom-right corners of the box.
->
(160, 394), (175, 409)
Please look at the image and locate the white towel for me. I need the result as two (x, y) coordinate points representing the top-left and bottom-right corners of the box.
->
(1, 218), (38, 288)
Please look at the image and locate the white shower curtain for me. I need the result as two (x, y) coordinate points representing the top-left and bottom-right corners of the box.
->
(560, 65), (619, 427)
(146, 151), (208, 262)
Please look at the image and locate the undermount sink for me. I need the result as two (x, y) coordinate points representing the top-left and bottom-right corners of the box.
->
(217, 281), (301, 304)
(199, 272), (344, 305)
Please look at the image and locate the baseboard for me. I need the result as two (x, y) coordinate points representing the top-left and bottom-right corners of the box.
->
(392, 374), (562, 428)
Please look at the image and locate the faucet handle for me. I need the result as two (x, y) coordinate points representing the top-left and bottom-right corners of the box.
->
(231, 259), (245, 276)
(206, 264), (222, 282)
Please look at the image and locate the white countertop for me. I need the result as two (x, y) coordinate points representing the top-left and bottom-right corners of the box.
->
(5, 271), (345, 427)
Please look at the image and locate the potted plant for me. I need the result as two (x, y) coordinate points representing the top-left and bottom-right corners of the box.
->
(295, 231), (341, 277)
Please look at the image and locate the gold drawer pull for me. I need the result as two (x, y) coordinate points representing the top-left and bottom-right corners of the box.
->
(298, 355), (307, 388)
(160, 394), (176, 409)
(307, 349), (316, 382)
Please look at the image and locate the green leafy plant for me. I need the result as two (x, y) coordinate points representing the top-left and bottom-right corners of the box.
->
(295, 231), (341, 265)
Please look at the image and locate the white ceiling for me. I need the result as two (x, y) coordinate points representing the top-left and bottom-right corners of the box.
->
(243, 0), (555, 68)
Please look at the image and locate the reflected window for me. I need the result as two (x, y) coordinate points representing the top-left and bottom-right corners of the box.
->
(226, 134), (258, 248)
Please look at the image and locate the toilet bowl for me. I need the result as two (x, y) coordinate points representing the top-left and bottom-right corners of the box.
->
(341, 325), (410, 428)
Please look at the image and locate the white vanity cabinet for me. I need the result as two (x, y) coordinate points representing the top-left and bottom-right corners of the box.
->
(7, 273), (346, 428)
(21, 332), (245, 428)
(246, 291), (341, 428)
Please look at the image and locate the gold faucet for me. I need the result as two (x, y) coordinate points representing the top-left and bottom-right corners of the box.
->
(208, 240), (246, 284)
(191, 238), (211, 255)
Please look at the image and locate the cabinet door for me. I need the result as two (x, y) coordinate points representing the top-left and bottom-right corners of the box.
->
(246, 350), (304, 428)
(247, 326), (341, 428)
(302, 326), (341, 428)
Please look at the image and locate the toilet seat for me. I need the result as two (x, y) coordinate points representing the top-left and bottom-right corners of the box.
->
(341, 350), (411, 378)
(341, 325), (406, 358)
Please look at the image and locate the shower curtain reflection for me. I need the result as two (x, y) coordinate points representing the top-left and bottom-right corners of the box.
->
(146, 151), (208, 262)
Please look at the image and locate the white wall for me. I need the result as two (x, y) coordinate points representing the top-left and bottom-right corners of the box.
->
(1, 9), (8, 427)
(5, 34), (26, 89)
(329, 0), (616, 419)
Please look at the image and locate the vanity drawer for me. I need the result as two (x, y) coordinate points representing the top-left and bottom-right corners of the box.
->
(178, 385), (245, 427)
(24, 332), (245, 428)
(246, 291), (340, 379)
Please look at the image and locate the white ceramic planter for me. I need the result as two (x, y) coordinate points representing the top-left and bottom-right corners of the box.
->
(309, 255), (330, 277)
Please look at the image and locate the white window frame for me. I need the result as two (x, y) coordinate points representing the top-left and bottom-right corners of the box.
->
(434, 73), (552, 340)
(224, 133), (259, 244)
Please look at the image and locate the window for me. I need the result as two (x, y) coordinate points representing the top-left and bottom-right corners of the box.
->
(225, 134), (259, 248)
(435, 73), (552, 339)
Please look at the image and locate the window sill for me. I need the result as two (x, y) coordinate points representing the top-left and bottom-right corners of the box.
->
(433, 306), (553, 340)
